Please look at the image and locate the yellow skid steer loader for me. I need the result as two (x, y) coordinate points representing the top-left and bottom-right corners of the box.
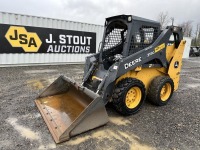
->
(35, 15), (186, 143)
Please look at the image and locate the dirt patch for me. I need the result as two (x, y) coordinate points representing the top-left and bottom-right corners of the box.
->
(109, 116), (132, 126)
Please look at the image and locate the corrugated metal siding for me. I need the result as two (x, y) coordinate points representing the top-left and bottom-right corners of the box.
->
(0, 12), (104, 66)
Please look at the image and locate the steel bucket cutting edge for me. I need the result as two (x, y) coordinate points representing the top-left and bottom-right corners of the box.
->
(35, 76), (108, 143)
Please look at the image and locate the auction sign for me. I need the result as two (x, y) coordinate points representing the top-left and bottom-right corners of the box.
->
(0, 24), (96, 53)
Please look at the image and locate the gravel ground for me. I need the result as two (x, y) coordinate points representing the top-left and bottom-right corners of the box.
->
(0, 58), (200, 150)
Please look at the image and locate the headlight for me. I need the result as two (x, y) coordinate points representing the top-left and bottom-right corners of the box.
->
(128, 16), (132, 22)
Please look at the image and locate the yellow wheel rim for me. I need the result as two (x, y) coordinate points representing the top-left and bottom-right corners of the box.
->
(160, 83), (171, 101)
(125, 87), (142, 109)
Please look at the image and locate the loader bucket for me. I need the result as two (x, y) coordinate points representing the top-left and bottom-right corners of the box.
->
(35, 76), (108, 143)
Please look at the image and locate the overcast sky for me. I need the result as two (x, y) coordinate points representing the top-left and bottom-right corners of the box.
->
(0, 0), (199, 27)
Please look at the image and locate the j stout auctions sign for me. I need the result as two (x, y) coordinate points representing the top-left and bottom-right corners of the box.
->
(0, 24), (96, 53)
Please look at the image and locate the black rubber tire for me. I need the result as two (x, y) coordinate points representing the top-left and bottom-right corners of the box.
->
(112, 78), (146, 116)
(147, 76), (174, 106)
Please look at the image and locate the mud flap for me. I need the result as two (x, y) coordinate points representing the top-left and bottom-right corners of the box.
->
(35, 76), (108, 143)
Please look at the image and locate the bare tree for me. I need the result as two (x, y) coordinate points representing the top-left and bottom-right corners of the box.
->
(192, 23), (200, 46)
(179, 21), (193, 37)
(157, 12), (170, 29)
(194, 24), (200, 45)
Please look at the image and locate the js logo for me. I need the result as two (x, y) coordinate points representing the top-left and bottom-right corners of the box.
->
(5, 26), (42, 52)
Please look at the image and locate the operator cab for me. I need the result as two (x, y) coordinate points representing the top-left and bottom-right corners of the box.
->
(101, 20), (128, 69)
(100, 15), (161, 70)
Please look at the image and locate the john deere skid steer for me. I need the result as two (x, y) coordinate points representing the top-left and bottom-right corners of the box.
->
(35, 15), (186, 143)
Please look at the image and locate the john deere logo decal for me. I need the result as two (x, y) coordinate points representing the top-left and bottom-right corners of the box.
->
(5, 26), (42, 52)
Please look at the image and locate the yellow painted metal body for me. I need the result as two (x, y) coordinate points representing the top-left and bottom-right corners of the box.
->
(160, 83), (172, 101)
(125, 87), (142, 109)
(168, 41), (186, 90)
(116, 40), (186, 91)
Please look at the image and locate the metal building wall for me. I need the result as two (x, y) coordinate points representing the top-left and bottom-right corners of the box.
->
(0, 12), (104, 66)
(183, 37), (192, 58)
